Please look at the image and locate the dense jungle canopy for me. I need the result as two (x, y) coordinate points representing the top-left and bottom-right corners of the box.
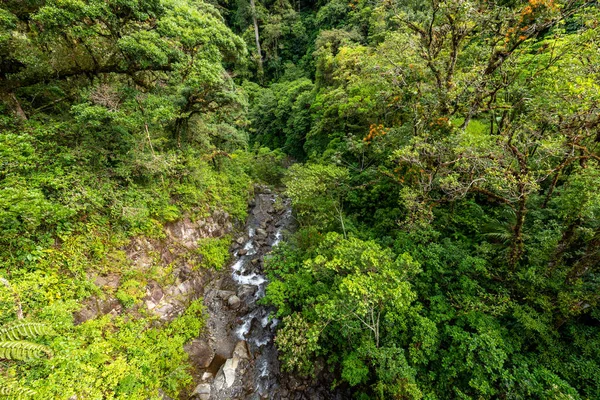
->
(0, 0), (599, 398)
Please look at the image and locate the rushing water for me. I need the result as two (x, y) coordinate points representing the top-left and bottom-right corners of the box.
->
(229, 191), (293, 398)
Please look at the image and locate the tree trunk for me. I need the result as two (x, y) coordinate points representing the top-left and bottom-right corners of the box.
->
(250, 0), (263, 77)
(0, 91), (27, 121)
(509, 192), (526, 268)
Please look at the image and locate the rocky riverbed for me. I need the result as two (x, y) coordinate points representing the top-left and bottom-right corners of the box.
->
(187, 186), (344, 400)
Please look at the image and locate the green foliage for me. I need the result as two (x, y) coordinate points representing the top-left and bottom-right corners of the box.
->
(0, 323), (54, 342)
(0, 374), (36, 399)
(0, 322), (53, 398)
(284, 163), (349, 232)
(2, 0), (600, 397)
(275, 313), (321, 376)
(236, 146), (288, 185)
(247, 78), (315, 159)
(0, 322), (53, 361)
(255, 0), (600, 398)
(197, 236), (231, 270)
(0, 341), (52, 361)
(266, 232), (422, 395)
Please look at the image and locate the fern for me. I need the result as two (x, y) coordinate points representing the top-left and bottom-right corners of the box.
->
(0, 323), (54, 342)
(0, 322), (51, 399)
(0, 322), (53, 361)
(0, 375), (36, 399)
(482, 207), (517, 245)
(0, 341), (53, 361)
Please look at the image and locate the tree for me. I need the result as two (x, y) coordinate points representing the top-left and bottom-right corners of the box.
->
(0, 0), (246, 127)
(268, 233), (423, 398)
(284, 163), (349, 235)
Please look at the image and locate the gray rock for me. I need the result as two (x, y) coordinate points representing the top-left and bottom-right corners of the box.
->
(73, 307), (97, 325)
(192, 383), (211, 400)
(237, 285), (257, 299)
(94, 273), (121, 290)
(233, 341), (250, 360)
(255, 228), (267, 238)
(222, 357), (239, 388)
(216, 290), (235, 300)
(227, 295), (241, 309)
(184, 340), (214, 369)
(236, 236), (246, 245)
(237, 248), (248, 256)
(146, 281), (164, 304)
(177, 265), (192, 281)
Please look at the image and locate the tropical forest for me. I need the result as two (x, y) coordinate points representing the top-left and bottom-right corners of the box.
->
(0, 0), (599, 398)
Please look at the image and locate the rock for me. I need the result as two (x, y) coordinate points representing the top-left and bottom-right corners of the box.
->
(227, 295), (241, 309)
(256, 228), (267, 238)
(236, 236), (246, 245)
(222, 357), (239, 388)
(192, 383), (211, 400)
(146, 281), (164, 304)
(73, 307), (97, 325)
(233, 341), (250, 360)
(177, 265), (192, 281)
(238, 248), (248, 256)
(201, 372), (214, 381)
(237, 285), (257, 299)
(184, 340), (214, 369)
(155, 303), (175, 320)
(94, 274), (121, 290)
(98, 297), (122, 315)
(177, 280), (192, 295)
(216, 290), (235, 300)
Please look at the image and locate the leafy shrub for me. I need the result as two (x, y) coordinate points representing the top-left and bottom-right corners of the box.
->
(197, 237), (231, 270)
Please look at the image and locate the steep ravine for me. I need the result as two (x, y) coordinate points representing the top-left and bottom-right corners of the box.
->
(188, 186), (343, 400)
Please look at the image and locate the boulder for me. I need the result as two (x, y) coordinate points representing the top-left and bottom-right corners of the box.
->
(184, 340), (214, 369)
(216, 290), (235, 300)
(146, 281), (164, 305)
(255, 228), (267, 238)
(227, 295), (241, 309)
(94, 274), (121, 290)
(233, 341), (250, 360)
(237, 285), (257, 299)
(222, 357), (239, 388)
(192, 383), (211, 400)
